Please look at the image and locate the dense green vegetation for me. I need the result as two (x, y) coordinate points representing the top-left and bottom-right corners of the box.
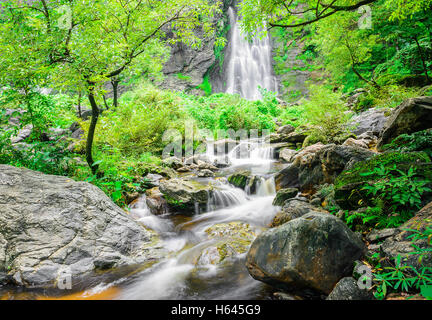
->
(0, 0), (431, 300)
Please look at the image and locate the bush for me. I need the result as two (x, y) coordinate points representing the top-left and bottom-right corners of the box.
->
(373, 225), (432, 300)
(297, 85), (351, 145)
(93, 82), (187, 156)
(180, 89), (281, 133)
(383, 129), (432, 158)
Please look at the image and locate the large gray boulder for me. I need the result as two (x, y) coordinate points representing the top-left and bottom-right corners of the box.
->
(270, 198), (325, 227)
(246, 212), (366, 295)
(0, 165), (164, 289)
(377, 96), (432, 149)
(349, 107), (388, 135)
(275, 144), (375, 192)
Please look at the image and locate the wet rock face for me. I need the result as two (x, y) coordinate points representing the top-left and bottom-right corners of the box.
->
(377, 96), (432, 150)
(278, 148), (297, 163)
(349, 107), (389, 136)
(145, 187), (169, 215)
(275, 144), (375, 192)
(246, 212), (366, 295)
(160, 39), (215, 93)
(326, 277), (374, 300)
(270, 199), (324, 227)
(380, 202), (432, 269)
(0, 165), (165, 289)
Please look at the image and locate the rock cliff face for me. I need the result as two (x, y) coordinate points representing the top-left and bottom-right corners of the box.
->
(0, 165), (165, 289)
(160, 0), (234, 94)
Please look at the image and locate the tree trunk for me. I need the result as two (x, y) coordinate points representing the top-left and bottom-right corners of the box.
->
(111, 78), (119, 109)
(86, 87), (100, 175)
(352, 64), (380, 89)
(413, 36), (431, 84)
(77, 91), (82, 118)
(102, 94), (109, 110)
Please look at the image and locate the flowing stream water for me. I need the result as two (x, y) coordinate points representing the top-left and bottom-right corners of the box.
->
(111, 139), (281, 300)
(225, 6), (278, 100)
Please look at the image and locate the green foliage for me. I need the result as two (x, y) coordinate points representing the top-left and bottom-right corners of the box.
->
(335, 152), (432, 189)
(0, 130), (76, 177)
(196, 73), (213, 96)
(93, 82), (186, 156)
(346, 165), (431, 229)
(383, 129), (432, 158)
(373, 224), (432, 300)
(355, 85), (420, 112)
(181, 89), (281, 132)
(297, 85), (351, 145)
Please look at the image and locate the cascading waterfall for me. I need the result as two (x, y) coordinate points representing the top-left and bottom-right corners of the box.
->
(207, 179), (248, 212)
(225, 6), (278, 100)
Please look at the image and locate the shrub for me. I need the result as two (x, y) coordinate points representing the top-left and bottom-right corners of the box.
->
(297, 85), (351, 145)
(93, 82), (187, 156)
(342, 165), (431, 229)
(373, 225), (432, 300)
(383, 129), (432, 158)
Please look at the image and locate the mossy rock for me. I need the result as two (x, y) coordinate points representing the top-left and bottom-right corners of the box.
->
(197, 222), (258, 266)
(227, 171), (251, 189)
(272, 188), (299, 206)
(334, 152), (432, 209)
(159, 178), (211, 213)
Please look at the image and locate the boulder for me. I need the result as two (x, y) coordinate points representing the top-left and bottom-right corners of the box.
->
(270, 198), (324, 227)
(326, 277), (374, 300)
(197, 169), (215, 177)
(227, 170), (251, 190)
(10, 124), (33, 143)
(270, 132), (307, 145)
(159, 178), (210, 212)
(143, 173), (164, 188)
(343, 138), (369, 149)
(71, 128), (84, 140)
(162, 156), (184, 170)
(0, 165), (164, 289)
(378, 97), (432, 150)
(196, 160), (218, 171)
(275, 144), (375, 192)
(246, 212), (366, 295)
(366, 228), (398, 243)
(277, 125), (295, 135)
(145, 187), (169, 215)
(272, 188), (299, 206)
(349, 107), (389, 135)
(279, 148), (297, 163)
(381, 202), (432, 269)
(80, 109), (93, 120)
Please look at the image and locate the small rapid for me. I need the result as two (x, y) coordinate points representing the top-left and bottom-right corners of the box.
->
(114, 139), (279, 300)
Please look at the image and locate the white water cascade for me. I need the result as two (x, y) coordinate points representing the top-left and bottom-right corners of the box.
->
(225, 6), (278, 100)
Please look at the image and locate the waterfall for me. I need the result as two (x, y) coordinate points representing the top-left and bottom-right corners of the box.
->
(207, 179), (248, 211)
(225, 6), (278, 100)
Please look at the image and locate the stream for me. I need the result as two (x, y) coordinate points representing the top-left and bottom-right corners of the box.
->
(115, 139), (283, 300)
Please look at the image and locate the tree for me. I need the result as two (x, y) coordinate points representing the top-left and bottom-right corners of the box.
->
(310, 10), (381, 88)
(238, 0), (432, 34)
(0, 0), (220, 174)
